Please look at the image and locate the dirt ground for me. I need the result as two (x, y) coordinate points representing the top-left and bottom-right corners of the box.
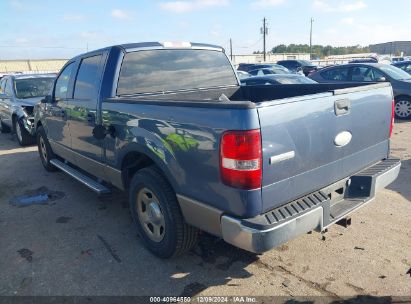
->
(0, 121), (410, 301)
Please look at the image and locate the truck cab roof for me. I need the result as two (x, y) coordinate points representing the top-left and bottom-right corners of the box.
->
(74, 42), (225, 60)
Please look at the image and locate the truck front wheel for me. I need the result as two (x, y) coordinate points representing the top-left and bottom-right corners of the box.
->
(37, 126), (57, 172)
(129, 166), (198, 258)
(14, 118), (35, 146)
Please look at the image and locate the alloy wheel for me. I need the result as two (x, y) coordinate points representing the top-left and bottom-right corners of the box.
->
(136, 187), (166, 242)
(395, 100), (411, 118)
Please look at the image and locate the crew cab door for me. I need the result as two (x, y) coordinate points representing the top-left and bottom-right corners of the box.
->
(67, 52), (106, 175)
(43, 62), (75, 153)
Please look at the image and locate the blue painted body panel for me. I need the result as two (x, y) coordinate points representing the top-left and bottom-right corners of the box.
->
(101, 100), (262, 217)
(257, 85), (392, 211)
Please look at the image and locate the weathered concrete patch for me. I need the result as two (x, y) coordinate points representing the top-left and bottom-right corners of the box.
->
(9, 187), (65, 207)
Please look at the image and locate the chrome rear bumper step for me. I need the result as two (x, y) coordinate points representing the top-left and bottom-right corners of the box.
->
(221, 158), (401, 253)
(50, 159), (111, 194)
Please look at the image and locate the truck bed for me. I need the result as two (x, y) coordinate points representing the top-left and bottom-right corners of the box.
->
(104, 82), (393, 217)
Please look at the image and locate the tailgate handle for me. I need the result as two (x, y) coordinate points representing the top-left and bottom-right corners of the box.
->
(335, 99), (351, 116)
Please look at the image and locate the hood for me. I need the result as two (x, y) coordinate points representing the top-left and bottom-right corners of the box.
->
(15, 96), (44, 106)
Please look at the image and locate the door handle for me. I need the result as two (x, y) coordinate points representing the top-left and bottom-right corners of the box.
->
(335, 99), (351, 116)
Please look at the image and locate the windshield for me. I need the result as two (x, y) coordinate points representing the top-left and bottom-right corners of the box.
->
(117, 49), (238, 95)
(14, 77), (54, 99)
(379, 65), (411, 80)
(272, 75), (317, 84)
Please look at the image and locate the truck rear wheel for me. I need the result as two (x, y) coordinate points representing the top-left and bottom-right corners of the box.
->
(129, 166), (198, 258)
(37, 126), (57, 172)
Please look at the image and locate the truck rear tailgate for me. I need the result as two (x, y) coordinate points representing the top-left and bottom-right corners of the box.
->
(257, 83), (393, 212)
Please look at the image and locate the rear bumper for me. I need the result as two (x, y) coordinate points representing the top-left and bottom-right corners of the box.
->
(220, 158), (401, 253)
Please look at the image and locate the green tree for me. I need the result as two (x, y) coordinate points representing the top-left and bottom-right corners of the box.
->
(269, 44), (371, 58)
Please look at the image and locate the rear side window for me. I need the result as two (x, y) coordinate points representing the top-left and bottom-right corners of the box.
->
(55, 63), (74, 100)
(74, 55), (102, 100)
(117, 49), (238, 95)
(321, 67), (350, 81)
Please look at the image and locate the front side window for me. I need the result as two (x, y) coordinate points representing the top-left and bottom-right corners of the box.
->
(55, 63), (74, 100)
(117, 49), (238, 95)
(14, 78), (54, 99)
(74, 55), (102, 100)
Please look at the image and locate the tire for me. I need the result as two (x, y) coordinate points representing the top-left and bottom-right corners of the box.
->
(129, 166), (198, 258)
(14, 118), (35, 146)
(394, 98), (411, 120)
(0, 119), (11, 133)
(36, 126), (57, 172)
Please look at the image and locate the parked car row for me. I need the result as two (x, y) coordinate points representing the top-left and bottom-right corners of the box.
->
(393, 60), (411, 75)
(0, 74), (56, 145)
(236, 60), (317, 86)
(237, 60), (317, 76)
(308, 63), (411, 119)
(240, 74), (317, 85)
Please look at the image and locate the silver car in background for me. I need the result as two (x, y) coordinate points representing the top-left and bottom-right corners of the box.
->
(0, 74), (55, 145)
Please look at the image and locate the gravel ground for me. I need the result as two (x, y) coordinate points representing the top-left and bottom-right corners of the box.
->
(0, 121), (410, 300)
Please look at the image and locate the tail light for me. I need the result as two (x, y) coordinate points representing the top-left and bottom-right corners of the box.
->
(220, 130), (262, 190)
(389, 100), (395, 138)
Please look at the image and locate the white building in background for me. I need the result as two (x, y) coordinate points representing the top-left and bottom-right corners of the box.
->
(230, 53), (310, 65)
(313, 53), (392, 66)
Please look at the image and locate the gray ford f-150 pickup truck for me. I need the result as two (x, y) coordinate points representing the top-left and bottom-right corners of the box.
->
(34, 42), (401, 258)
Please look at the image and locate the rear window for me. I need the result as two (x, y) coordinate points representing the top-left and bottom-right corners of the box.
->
(117, 49), (238, 95)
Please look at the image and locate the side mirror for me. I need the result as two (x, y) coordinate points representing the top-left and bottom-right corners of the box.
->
(41, 95), (52, 103)
(376, 77), (387, 82)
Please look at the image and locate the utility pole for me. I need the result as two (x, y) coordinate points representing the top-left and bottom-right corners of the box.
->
(261, 17), (268, 62)
(230, 38), (233, 61)
(309, 17), (314, 60)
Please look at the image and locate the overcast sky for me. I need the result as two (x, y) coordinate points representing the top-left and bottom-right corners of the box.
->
(0, 0), (410, 59)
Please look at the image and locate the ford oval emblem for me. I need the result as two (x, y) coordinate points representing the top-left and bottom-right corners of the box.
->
(334, 131), (352, 147)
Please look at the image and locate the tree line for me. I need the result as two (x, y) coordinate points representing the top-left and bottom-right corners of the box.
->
(254, 44), (371, 58)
